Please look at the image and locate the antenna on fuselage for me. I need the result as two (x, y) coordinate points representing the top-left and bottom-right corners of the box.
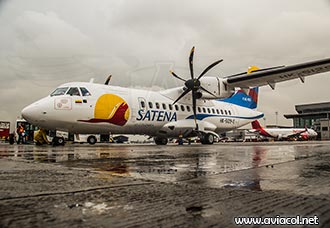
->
(105, 75), (112, 85)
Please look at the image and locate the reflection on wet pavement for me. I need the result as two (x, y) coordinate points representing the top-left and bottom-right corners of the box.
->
(1, 142), (330, 195)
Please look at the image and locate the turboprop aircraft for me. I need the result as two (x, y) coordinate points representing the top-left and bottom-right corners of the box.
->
(250, 120), (318, 140)
(21, 47), (330, 145)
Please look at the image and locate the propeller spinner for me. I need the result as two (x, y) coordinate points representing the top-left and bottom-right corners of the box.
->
(170, 47), (223, 130)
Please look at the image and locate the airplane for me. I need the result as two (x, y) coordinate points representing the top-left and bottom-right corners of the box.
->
(249, 120), (318, 140)
(21, 47), (330, 145)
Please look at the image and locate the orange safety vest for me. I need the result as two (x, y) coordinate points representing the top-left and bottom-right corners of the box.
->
(19, 126), (24, 133)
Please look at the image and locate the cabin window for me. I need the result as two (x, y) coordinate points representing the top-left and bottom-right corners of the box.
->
(50, 87), (69, 96)
(66, 87), (81, 96)
(186, 106), (191, 112)
(216, 109), (220, 114)
(207, 108), (211, 113)
(228, 110), (232, 115)
(224, 110), (228, 115)
(148, 102), (153, 109)
(220, 109), (224, 115)
(175, 105), (179, 111)
(198, 107), (201, 113)
(155, 102), (160, 109)
(80, 87), (91, 96)
(202, 107), (206, 113)
(162, 103), (167, 110)
(169, 104), (173, 110)
(180, 105), (185, 112)
(211, 108), (215, 114)
(140, 101), (146, 108)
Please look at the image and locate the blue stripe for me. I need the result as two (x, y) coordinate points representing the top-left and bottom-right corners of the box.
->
(186, 113), (264, 120)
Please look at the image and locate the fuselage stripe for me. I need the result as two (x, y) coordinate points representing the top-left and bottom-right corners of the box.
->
(185, 113), (264, 121)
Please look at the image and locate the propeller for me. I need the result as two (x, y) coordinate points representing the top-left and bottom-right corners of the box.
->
(170, 46), (223, 130)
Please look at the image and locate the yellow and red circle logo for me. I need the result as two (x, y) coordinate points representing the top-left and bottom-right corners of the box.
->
(80, 94), (130, 126)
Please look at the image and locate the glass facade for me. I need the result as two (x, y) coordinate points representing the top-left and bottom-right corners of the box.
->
(285, 102), (330, 140)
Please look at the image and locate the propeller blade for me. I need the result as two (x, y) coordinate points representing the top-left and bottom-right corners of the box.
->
(197, 59), (223, 80)
(189, 46), (195, 80)
(192, 91), (198, 130)
(200, 86), (217, 98)
(170, 70), (186, 82)
(172, 88), (191, 105)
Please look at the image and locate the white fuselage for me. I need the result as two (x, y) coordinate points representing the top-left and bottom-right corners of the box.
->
(22, 82), (263, 138)
(260, 128), (317, 139)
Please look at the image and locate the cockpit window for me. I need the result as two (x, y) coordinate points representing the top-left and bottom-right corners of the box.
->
(66, 87), (81, 96)
(80, 87), (91, 96)
(50, 87), (69, 96)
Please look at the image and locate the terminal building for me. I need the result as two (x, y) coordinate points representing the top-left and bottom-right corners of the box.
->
(284, 102), (330, 140)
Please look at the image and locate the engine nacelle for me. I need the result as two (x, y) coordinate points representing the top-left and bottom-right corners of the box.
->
(199, 77), (232, 99)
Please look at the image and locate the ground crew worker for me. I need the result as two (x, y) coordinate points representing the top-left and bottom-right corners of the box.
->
(178, 131), (183, 145)
(16, 124), (24, 144)
(34, 128), (50, 145)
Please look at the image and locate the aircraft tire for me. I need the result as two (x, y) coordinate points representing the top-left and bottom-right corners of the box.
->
(53, 136), (65, 146)
(57, 137), (65, 145)
(87, 135), (97, 145)
(154, 137), (168, 145)
(201, 133), (214, 145)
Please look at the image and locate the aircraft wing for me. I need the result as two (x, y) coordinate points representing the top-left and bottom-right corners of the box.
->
(224, 58), (330, 89)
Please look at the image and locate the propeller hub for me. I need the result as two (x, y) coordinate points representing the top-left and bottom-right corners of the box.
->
(185, 79), (200, 91)
(170, 46), (223, 131)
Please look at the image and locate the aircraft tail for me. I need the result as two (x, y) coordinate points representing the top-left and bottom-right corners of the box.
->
(220, 66), (260, 109)
(251, 120), (263, 130)
(220, 89), (258, 109)
(246, 66), (260, 108)
(248, 87), (258, 107)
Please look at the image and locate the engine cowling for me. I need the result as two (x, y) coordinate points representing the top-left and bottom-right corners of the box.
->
(199, 77), (233, 99)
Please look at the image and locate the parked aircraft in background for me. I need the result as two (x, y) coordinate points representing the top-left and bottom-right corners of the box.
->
(22, 47), (330, 145)
(250, 120), (318, 140)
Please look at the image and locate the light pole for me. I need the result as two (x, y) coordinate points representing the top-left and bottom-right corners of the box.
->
(275, 111), (278, 126)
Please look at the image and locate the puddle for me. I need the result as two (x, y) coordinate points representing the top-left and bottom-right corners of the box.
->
(1, 142), (330, 194)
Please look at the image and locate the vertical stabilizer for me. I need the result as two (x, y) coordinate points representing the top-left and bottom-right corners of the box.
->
(251, 120), (263, 130)
(220, 65), (260, 109)
(248, 87), (259, 109)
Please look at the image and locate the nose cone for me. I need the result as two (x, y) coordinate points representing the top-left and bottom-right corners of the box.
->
(21, 97), (51, 126)
(312, 130), (318, 136)
(21, 103), (41, 124)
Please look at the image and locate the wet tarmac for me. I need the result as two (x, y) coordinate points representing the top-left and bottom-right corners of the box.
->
(1, 141), (330, 227)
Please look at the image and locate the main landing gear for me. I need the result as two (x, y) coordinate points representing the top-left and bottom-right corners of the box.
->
(154, 133), (215, 145)
(200, 133), (215, 145)
(154, 137), (168, 145)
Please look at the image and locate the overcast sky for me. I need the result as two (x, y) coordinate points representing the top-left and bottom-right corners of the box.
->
(1, 0), (330, 130)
